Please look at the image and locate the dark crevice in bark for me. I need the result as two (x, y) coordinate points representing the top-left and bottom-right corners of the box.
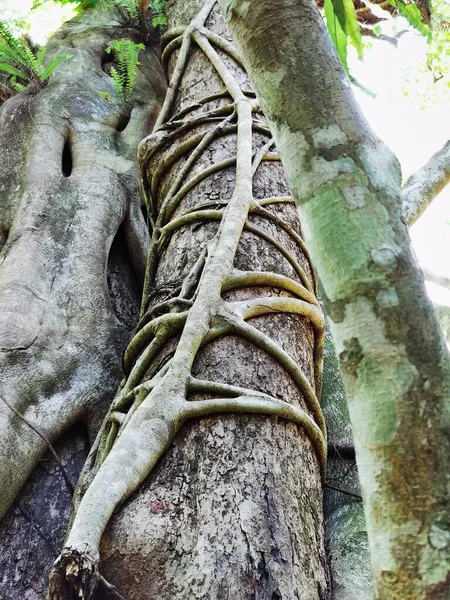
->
(101, 50), (115, 76)
(107, 225), (141, 330)
(116, 109), (131, 132)
(61, 137), (73, 177)
(327, 445), (356, 460)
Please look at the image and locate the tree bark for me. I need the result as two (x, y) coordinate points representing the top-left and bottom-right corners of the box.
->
(0, 9), (166, 598)
(50, 1), (329, 598)
(322, 329), (371, 599)
(0, 7), (166, 521)
(219, 0), (450, 597)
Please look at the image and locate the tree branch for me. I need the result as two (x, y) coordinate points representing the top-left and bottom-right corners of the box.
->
(423, 267), (450, 291)
(402, 140), (450, 226)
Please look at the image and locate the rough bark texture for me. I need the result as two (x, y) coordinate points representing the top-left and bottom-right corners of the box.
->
(51, 1), (329, 598)
(0, 7), (166, 523)
(0, 426), (89, 599)
(0, 235), (140, 599)
(220, 0), (450, 597)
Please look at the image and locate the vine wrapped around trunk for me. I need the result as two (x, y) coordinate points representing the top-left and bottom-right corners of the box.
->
(219, 0), (450, 597)
(49, 1), (329, 598)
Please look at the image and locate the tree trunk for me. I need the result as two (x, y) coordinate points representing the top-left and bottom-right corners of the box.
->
(50, 1), (329, 598)
(322, 330), (371, 599)
(219, 0), (450, 597)
(0, 8), (166, 597)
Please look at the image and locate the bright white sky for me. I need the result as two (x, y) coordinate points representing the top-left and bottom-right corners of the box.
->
(1, 3), (450, 305)
(0, 0), (75, 42)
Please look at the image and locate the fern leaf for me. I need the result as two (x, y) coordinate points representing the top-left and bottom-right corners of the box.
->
(386, 0), (431, 39)
(106, 39), (144, 101)
(151, 0), (167, 26)
(35, 45), (46, 70)
(0, 62), (28, 80)
(10, 76), (25, 92)
(40, 54), (72, 82)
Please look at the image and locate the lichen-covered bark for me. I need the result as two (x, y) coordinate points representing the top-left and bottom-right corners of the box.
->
(220, 0), (450, 597)
(0, 8), (166, 521)
(0, 234), (140, 599)
(50, 1), (329, 598)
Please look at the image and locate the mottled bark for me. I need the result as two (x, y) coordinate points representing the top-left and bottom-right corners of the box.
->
(51, 1), (329, 598)
(220, 0), (450, 597)
(0, 234), (141, 600)
(0, 427), (89, 599)
(0, 5), (165, 534)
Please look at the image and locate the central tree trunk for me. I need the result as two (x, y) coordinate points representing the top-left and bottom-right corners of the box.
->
(102, 9), (328, 598)
(51, 1), (329, 598)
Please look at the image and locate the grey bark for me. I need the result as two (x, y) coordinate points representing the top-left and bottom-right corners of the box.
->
(322, 327), (371, 599)
(0, 8), (166, 521)
(0, 426), (89, 599)
(0, 8), (166, 597)
(402, 140), (450, 226)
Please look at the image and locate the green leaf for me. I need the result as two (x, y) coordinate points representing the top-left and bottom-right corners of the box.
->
(324, 0), (349, 71)
(387, 0), (431, 39)
(0, 62), (28, 80)
(340, 0), (363, 58)
(152, 14), (167, 26)
(35, 45), (46, 69)
(10, 76), (25, 92)
(106, 38), (143, 101)
(40, 53), (72, 81)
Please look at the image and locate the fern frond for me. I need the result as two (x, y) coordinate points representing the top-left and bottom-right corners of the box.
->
(35, 45), (46, 70)
(10, 76), (25, 92)
(40, 54), (72, 81)
(151, 0), (167, 26)
(115, 0), (139, 19)
(0, 62), (28, 80)
(106, 39), (144, 101)
(0, 21), (72, 94)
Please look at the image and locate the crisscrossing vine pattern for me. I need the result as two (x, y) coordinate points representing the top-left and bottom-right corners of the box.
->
(49, 0), (326, 596)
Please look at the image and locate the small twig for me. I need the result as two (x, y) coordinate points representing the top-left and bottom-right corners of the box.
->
(325, 483), (362, 501)
(423, 268), (450, 291)
(1, 396), (74, 495)
(14, 501), (58, 557)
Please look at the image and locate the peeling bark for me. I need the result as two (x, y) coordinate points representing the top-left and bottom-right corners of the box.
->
(220, 0), (450, 597)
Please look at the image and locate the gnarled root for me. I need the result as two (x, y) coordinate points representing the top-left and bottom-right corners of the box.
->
(48, 548), (125, 600)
